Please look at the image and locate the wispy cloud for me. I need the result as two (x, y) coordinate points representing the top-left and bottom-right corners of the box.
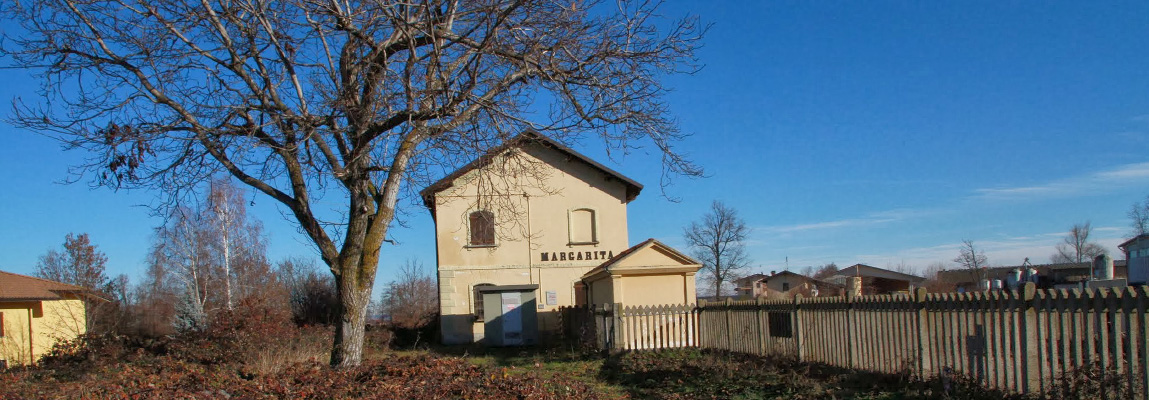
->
(973, 162), (1149, 201)
(756, 208), (935, 234)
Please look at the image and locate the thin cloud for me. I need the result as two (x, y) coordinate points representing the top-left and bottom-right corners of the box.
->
(757, 208), (934, 234)
(973, 162), (1149, 201)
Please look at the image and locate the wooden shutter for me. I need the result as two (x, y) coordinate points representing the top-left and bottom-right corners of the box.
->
(469, 211), (494, 246)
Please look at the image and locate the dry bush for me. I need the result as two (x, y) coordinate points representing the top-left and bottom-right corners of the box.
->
(1049, 361), (1138, 399)
(244, 325), (332, 374)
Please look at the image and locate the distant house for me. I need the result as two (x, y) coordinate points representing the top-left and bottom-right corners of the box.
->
(733, 273), (769, 298)
(936, 260), (1129, 291)
(754, 271), (843, 299)
(824, 264), (925, 295)
(0, 271), (91, 367)
(1120, 234), (1149, 285)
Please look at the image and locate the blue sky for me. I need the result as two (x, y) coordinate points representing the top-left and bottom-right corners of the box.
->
(2, 1), (1149, 291)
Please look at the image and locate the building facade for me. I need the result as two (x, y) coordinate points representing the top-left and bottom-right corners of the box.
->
(0, 271), (89, 367)
(1121, 234), (1149, 285)
(423, 131), (680, 345)
(824, 264), (925, 295)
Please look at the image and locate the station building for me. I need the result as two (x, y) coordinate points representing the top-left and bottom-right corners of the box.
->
(421, 131), (700, 345)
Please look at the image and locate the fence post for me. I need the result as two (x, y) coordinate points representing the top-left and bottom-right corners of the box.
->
(594, 304), (606, 350)
(725, 298), (734, 351)
(1019, 282), (1039, 394)
(693, 298), (703, 349)
(914, 287), (931, 378)
(613, 302), (625, 352)
(846, 290), (858, 369)
(794, 294), (805, 362)
(756, 297), (765, 355)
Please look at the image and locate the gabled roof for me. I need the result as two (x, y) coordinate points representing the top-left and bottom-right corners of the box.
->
(419, 130), (643, 209)
(831, 264), (926, 283)
(761, 270), (807, 281)
(0, 270), (90, 301)
(580, 238), (700, 280)
(734, 273), (769, 287)
(1119, 234), (1149, 250)
(760, 271), (845, 288)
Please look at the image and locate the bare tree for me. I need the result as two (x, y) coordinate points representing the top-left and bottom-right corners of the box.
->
(890, 260), (915, 276)
(1051, 221), (1107, 264)
(812, 263), (839, 280)
(36, 233), (111, 290)
(205, 178), (272, 309)
(921, 261), (955, 293)
(4, 0), (704, 367)
(684, 201), (751, 297)
(35, 233), (118, 331)
(149, 179), (270, 331)
(953, 239), (989, 287)
(380, 259), (437, 330)
(1130, 195), (1149, 237)
(277, 257), (339, 326)
(799, 265), (814, 278)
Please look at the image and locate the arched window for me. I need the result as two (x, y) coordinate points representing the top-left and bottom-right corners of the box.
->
(469, 210), (495, 246)
(569, 208), (597, 244)
(473, 283), (495, 321)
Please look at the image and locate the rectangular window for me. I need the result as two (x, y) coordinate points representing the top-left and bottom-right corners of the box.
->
(569, 208), (597, 244)
(781, 282), (790, 292)
(0, 312), (4, 337)
(469, 211), (495, 246)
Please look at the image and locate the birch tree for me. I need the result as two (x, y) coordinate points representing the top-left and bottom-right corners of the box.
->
(150, 179), (269, 330)
(4, 0), (704, 366)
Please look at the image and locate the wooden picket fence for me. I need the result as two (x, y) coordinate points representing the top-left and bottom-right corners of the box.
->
(559, 283), (1149, 398)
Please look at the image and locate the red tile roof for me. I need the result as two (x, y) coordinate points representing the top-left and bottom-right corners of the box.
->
(0, 270), (89, 301)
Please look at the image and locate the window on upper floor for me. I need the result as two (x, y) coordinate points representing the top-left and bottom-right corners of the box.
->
(469, 210), (495, 246)
(569, 208), (597, 245)
(0, 312), (5, 338)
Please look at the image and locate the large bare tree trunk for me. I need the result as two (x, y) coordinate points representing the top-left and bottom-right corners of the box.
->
(331, 272), (371, 367)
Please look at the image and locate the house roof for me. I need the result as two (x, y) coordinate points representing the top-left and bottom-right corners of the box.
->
(419, 130), (643, 209)
(760, 271), (844, 288)
(830, 264), (926, 283)
(734, 273), (769, 287)
(580, 238), (701, 280)
(1119, 234), (1149, 250)
(0, 270), (90, 301)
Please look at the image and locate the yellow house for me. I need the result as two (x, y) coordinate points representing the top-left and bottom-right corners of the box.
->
(0, 271), (89, 366)
(421, 131), (699, 345)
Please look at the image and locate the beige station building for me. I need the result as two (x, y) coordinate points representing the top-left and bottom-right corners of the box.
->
(421, 131), (701, 345)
